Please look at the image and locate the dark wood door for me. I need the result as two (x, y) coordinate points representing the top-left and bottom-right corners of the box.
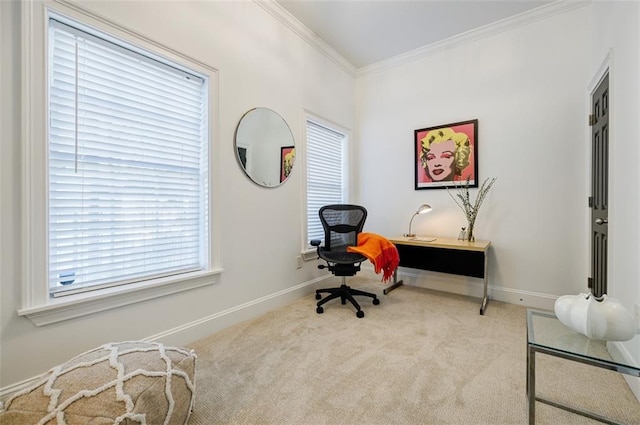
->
(590, 73), (609, 297)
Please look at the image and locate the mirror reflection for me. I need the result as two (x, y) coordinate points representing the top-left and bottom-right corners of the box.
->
(234, 107), (296, 187)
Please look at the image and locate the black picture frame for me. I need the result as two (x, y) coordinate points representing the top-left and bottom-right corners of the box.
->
(414, 119), (478, 190)
(280, 146), (295, 183)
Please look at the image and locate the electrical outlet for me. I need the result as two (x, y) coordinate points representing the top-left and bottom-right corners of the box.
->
(296, 256), (303, 269)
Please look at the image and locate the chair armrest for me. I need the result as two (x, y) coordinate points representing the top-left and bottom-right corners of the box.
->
(310, 239), (321, 247)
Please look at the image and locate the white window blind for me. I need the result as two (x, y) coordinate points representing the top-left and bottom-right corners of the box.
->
(306, 120), (346, 244)
(48, 18), (208, 297)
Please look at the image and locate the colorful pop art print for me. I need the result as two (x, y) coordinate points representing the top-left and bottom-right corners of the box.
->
(414, 119), (478, 190)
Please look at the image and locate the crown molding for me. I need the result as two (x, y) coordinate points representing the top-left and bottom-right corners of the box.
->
(357, 0), (590, 78)
(254, 0), (357, 78)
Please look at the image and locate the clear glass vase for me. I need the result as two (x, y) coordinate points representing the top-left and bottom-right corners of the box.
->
(466, 221), (475, 242)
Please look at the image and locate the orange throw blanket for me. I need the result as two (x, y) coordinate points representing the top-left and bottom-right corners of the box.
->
(347, 232), (399, 282)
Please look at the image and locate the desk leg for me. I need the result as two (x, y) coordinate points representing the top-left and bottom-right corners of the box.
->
(480, 252), (489, 315)
(383, 268), (403, 295)
(527, 345), (536, 425)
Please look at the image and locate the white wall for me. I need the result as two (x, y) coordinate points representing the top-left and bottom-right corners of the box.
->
(0, 0), (355, 390)
(587, 0), (640, 398)
(355, 6), (590, 308)
(355, 0), (640, 395)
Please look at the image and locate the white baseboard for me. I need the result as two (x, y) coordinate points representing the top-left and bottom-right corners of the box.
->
(357, 266), (558, 311)
(0, 276), (325, 402)
(145, 277), (323, 347)
(608, 340), (640, 403)
(0, 373), (47, 402)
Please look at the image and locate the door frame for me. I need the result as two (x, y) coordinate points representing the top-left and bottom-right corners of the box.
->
(589, 49), (640, 405)
(586, 49), (614, 293)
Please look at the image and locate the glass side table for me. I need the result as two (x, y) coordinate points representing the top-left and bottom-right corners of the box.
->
(527, 308), (640, 425)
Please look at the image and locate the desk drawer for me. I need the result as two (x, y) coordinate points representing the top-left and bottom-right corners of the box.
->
(396, 244), (485, 278)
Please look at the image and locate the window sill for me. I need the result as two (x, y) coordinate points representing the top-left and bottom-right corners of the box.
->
(302, 249), (318, 262)
(18, 268), (223, 326)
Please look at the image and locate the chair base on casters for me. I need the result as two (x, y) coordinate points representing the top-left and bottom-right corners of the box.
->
(315, 279), (380, 318)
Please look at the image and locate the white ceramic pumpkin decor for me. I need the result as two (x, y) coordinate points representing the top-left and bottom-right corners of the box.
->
(554, 293), (636, 341)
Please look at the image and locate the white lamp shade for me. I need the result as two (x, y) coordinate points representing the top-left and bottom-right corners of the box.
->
(404, 204), (433, 237)
(416, 204), (432, 214)
(554, 293), (636, 341)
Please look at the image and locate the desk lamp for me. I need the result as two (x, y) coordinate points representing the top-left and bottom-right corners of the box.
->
(403, 204), (432, 237)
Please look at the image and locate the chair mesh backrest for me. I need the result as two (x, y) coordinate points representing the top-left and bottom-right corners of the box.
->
(319, 205), (367, 251)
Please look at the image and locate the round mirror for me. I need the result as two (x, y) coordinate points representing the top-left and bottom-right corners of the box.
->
(234, 108), (296, 187)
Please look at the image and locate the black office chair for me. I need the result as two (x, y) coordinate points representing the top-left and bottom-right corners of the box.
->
(310, 204), (380, 318)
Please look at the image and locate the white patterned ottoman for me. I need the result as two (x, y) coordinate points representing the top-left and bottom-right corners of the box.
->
(0, 341), (196, 425)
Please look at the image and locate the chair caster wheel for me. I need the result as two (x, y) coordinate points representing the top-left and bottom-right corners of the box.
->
(316, 306), (324, 314)
(356, 310), (364, 318)
(315, 293), (321, 300)
(373, 298), (380, 305)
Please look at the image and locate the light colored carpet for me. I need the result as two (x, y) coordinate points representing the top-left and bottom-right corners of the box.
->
(187, 280), (640, 424)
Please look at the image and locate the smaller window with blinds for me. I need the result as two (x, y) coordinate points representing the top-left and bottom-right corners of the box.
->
(48, 17), (209, 297)
(305, 118), (348, 247)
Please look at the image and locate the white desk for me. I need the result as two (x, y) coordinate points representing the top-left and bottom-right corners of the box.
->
(387, 236), (492, 315)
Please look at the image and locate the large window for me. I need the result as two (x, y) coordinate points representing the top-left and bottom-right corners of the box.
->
(20, 4), (219, 325)
(305, 118), (348, 247)
(48, 18), (208, 297)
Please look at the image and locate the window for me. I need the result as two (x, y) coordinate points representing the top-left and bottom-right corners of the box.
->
(305, 118), (348, 247)
(48, 18), (209, 297)
(20, 5), (220, 325)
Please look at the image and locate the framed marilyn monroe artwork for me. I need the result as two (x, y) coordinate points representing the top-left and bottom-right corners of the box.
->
(280, 146), (295, 183)
(414, 119), (478, 190)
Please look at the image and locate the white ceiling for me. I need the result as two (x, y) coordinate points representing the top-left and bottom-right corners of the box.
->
(277, 0), (554, 68)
